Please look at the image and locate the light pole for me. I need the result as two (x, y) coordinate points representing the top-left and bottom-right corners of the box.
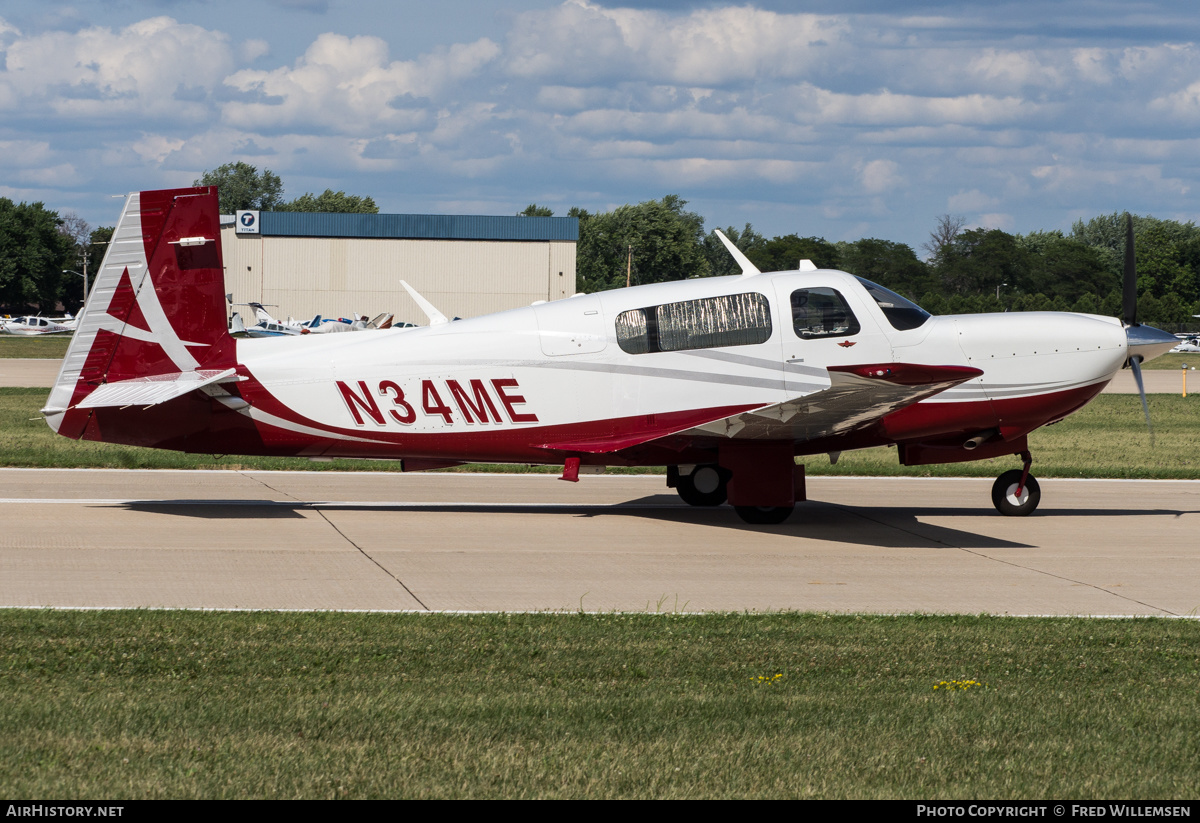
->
(62, 269), (87, 307)
(996, 282), (1007, 300)
(63, 242), (107, 309)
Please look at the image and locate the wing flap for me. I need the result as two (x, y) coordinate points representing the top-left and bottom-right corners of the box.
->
(680, 363), (982, 442)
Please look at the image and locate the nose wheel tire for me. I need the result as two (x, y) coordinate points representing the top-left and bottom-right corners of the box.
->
(991, 470), (1041, 516)
(734, 505), (795, 525)
(675, 465), (728, 507)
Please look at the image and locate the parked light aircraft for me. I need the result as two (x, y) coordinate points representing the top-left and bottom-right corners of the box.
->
(42, 187), (1178, 524)
(3, 313), (78, 335)
(232, 301), (394, 337)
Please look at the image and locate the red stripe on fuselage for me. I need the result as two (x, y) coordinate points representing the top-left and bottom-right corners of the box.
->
(881, 381), (1106, 443)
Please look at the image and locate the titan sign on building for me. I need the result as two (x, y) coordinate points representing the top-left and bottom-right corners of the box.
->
(220, 211), (579, 324)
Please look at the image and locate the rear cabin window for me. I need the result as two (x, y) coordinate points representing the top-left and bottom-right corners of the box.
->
(790, 288), (860, 339)
(616, 292), (772, 355)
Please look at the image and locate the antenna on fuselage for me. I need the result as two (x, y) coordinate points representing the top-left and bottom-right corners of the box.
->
(399, 280), (449, 326)
(714, 229), (761, 277)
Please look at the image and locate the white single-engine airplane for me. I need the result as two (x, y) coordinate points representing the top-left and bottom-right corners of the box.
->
(3, 313), (78, 335)
(42, 187), (1178, 524)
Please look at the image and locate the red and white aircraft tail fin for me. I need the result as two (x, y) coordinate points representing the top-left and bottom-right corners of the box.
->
(43, 186), (236, 438)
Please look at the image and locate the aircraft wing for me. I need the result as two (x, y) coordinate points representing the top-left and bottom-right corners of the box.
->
(680, 363), (982, 442)
(538, 363), (981, 454)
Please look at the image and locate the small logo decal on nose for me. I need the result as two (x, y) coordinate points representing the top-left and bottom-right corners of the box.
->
(838, 340), (856, 347)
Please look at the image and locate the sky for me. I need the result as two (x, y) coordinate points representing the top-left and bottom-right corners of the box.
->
(3, 0), (1200, 254)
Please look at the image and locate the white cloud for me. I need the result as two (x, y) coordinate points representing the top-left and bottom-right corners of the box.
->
(976, 213), (1014, 231)
(1149, 81), (1200, 121)
(505, 1), (847, 86)
(1072, 48), (1113, 84)
(1117, 44), (1192, 81)
(788, 85), (1037, 127)
(221, 33), (500, 133)
(561, 107), (794, 142)
(858, 159), (901, 194)
(948, 189), (998, 212)
(131, 134), (186, 165)
(0, 139), (55, 168)
(0, 17), (235, 119)
(239, 39), (271, 63)
(602, 156), (821, 185)
(967, 50), (1063, 90)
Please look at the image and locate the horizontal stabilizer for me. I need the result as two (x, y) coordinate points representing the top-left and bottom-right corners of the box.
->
(73, 368), (238, 410)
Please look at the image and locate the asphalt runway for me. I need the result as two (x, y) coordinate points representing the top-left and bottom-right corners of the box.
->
(1, 469), (1196, 616)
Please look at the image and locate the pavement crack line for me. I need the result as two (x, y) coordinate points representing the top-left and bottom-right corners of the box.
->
(241, 473), (430, 611)
(831, 504), (1178, 616)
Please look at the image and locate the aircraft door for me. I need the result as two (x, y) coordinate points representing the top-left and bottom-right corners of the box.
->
(772, 277), (892, 374)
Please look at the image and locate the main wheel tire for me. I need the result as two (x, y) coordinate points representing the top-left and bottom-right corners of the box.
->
(676, 464), (728, 507)
(991, 470), (1041, 516)
(734, 505), (794, 525)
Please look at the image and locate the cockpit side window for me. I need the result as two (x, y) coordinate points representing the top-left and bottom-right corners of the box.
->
(855, 277), (931, 331)
(616, 292), (772, 354)
(790, 288), (860, 340)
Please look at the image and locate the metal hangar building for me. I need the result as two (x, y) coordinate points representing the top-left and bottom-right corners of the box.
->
(220, 210), (579, 324)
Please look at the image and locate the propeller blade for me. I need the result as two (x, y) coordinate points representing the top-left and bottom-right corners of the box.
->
(1123, 212), (1137, 327)
(1129, 355), (1154, 446)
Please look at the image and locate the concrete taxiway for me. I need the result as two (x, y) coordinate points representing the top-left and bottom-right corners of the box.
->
(0, 359), (60, 387)
(0, 469), (1195, 616)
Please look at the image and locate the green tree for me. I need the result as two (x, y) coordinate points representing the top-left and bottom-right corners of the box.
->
(0, 199), (75, 310)
(194, 162), (284, 214)
(280, 189), (379, 214)
(922, 214), (966, 261)
(1136, 222), (1193, 299)
(703, 223), (766, 277)
(836, 238), (929, 297)
(574, 195), (710, 292)
(748, 234), (840, 272)
(1018, 230), (1113, 302)
(934, 228), (1030, 297)
(1071, 212), (1200, 303)
(519, 204), (554, 217)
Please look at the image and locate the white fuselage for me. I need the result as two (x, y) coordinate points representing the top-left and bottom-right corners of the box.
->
(233, 270), (1130, 456)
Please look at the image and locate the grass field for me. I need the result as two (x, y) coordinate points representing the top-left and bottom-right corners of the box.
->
(1, 610), (1196, 799)
(1141, 352), (1200, 370)
(0, 336), (71, 358)
(4, 387), (1199, 478)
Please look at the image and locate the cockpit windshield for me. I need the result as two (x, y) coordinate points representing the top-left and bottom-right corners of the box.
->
(855, 277), (931, 331)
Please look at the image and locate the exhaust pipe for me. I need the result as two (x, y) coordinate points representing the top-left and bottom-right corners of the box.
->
(963, 429), (998, 450)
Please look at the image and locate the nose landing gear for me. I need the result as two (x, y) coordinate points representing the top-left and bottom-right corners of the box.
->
(992, 451), (1040, 516)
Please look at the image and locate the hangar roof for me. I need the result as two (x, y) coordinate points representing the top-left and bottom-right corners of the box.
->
(223, 211), (578, 242)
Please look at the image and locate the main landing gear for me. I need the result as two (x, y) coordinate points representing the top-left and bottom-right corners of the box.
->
(670, 464), (729, 507)
(669, 450), (803, 525)
(991, 451), (1041, 516)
